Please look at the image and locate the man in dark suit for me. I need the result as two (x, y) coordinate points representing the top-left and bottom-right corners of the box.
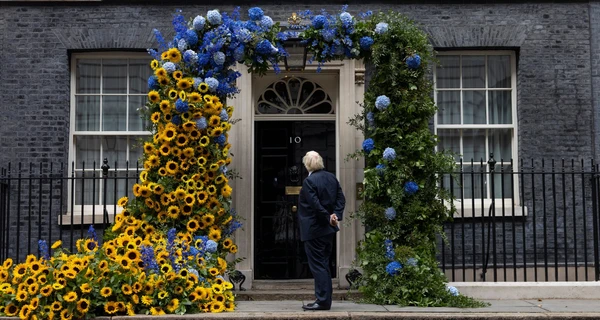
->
(298, 151), (345, 311)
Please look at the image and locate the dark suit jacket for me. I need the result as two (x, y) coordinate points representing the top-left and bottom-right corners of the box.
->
(298, 170), (346, 242)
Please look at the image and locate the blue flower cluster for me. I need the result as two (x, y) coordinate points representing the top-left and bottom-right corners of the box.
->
(88, 225), (98, 243)
(38, 240), (49, 260)
(149, 7), (284, 98)
(375, 22), (389, 34)
(383, 147), (396, 161)
(385, 261), (403, 276)
(375, 95), (390, 110)
(406, 257), (418, 267)
(447, 285), (459, 296)
(140, 245), (160, 274)
(366, 111), (375, 127)
(385, 207), (396, 220)
(404, 181), (419, 195)
(384, 239), (395, 260)
(406, 54), (421, 69)
(362, 138), (375, 153)
(375, 163), (386, 175)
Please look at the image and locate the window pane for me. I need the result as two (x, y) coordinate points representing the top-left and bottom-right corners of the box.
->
(437, 91), (460, 124)
(129, 59), (152, 94)
(489, 129), (512, 161)
(461, 164), (487, 199)
(103, 59), (127, 94)
(76, 96), (100, 131)
(129, 95), (148, 131)
(489, 90), (512, 124)
(129, 136), (148, 167)
(105, 171), (130, 205)
(492, 164), (513, 199)
(75, 136), (101, 167)
(102, 96), (127, 131)
(441, 173), (462, 198)
(74, 171), (101, 206)
(462, 56), (485, 88)
(436, 56), (460, 88)
(463, 129), (486, 161)
(463, 90), (486, 124)
(76, 59), (101, 94)
(102, 136), (128, 168)
(488, 55), (511, 88)
(437, 129), (460, 161)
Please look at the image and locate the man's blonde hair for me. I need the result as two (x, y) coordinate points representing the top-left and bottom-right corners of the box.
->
(302, 151), (325, 172)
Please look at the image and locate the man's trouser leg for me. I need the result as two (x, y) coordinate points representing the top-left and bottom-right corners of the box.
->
(304, 233), (333, 307)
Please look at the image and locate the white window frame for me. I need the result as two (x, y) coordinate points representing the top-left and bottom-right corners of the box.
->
(433, 50), (525, 217)
(62, 52), (152, 224)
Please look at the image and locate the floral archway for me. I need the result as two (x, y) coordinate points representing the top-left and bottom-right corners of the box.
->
(0, 6), (481, 320)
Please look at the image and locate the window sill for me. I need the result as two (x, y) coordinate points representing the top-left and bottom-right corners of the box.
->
(450, 200), (528, 218)
(58, 206), (122, 226)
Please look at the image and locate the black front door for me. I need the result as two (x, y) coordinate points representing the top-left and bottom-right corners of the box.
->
(254, 121), (336, 279)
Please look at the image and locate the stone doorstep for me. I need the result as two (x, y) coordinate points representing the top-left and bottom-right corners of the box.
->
(233, 289), (361, 301)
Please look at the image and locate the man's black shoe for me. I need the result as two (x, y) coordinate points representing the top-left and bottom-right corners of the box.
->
(302, 303), (331, 311)
(307, 301), (318, 307)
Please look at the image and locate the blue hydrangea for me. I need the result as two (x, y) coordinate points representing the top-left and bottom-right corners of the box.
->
(362, 138), (375, 153)
(220, 109), (229, 121)
(375, 163), (385, 175)
(213, 51), (226, 65)
(256, 39), (278, 55)
(207, 10), (222, 25)
(447, 285), (459, 296)
(206, 240), (218, 253)
(260, 16), (274, 29)
(359, 36), (374, 50)
(383, 147), (397, 161)
(189, 268), (199, 278)
(215, 134), (226, 146)
(375, 95), (391, 110)
(312, 15), (327, 29)
(385, 207), (396, 220)
(384, 239), (395, 260)
(385, 261), (403, 276)
(406, 54), (421, 69)
(163, 62), (176, 73)
(321, 29), (336, 42)
(234, 45), (245, 62)
(248, 7), (264, 21)
(193, 15), (206, 31)
(38, 240), (49, 260)
(175, 99), (189, 113)
(205, 77), (219, 91)
(406, 257), (418, 267)
(375, 22), (389, 34)
(185, 29), (198, 46)
(235, 28), (252, 43)
(366, 111), (375, 126)
(404, 181), (419, 195)
(171, 115), (182, 126)
(340, 12), (353, 26)
(177, 38), (188, 52)
(196, 117), (207, 129)
(148, 75), (159, 90)
(183, 50), (198, 65)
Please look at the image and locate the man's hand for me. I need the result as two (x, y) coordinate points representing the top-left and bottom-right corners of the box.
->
(330, 214), (338, 227)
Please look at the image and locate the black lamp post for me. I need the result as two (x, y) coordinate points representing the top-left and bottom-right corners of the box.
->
(283, 38), (307, 72)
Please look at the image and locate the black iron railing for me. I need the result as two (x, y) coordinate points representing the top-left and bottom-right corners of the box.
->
(1, 157), (600, 282)
(438, 155), (600, 282)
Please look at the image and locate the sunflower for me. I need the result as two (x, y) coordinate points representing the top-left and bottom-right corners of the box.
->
(209, 163), (220, 172)
(195, 138), (209, 150)
(211, 127), (224, 137)
(229, 244), (238, 254)
(196, 191), (208, 204)
(159, 100), (171, 113)
(98, 260), (109, 270)
(175, 134), (188, 147)
(161, 52), (168, 60)
(79, 283), (91, 294)
(146, 155), (160, 168)
(210, 301), (225, 313)
(5, 304), (18, 316)
(214, 294), (225, 303)
(182, 122), (196, 132)
(202, 214), (215, 226)
(155, 67), (167, 78)
(100, 287), (113, 298)
(165, 161), (179, 175)
(161, 126), (177, 141)
(28, 282), (39, 295)
(121, 284), (133, 295)
(158, 290), (169, 300)
(207, 197), (220, 210)
(221, 185), (232, 198)
(39, 284), (53, 297)
(168, 89), (178, 100)
(15, 290), (28, 302)
(177, 79), (192, 90)
(168, 48), (182, 63)
(186, 130), (200, 141)
(208, 115), (220, 127)
(209, 229), (222, 241)
(77, 298), (90, 314)
(172, 70), (183, 80)
(158, 76), (169, 86)
(208, 267), (220, 277)
(19, 305), (32, 320)
(223, 281), (234, 290)
(104, 302), (118, 315)
(148, 90), (160, 103)
(225, 301), (235, 312)
(181, 204), (193, 216)
(222, 238), (233, 249)
(188, 92), (201, 103)
(151, 112), (161, 124)
(207, 185), (217, 195)
(214, 175), (225, 185)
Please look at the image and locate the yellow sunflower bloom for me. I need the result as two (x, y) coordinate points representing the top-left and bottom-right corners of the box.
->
(168, 48), (182, 63)
(51, 240), (62, 249)
(148, 90), (160, 103)
(175, 134), (188, 147)
(5, 304), (18, 316)
(63, 291), (77, 303)
(229, 244), (238, 254)
(104, 302), (118, 315)
(150, 59), (159, 69)
(100, 287), (112, 298)
(173, 70), (183, 80)
(168, 89), (178, 100)
(151, 112), (161, 124)
(77, 298), (90, 314)
(155, 67), (167, 78)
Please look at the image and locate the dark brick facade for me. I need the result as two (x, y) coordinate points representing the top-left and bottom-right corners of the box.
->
(1, 1), (599, 276)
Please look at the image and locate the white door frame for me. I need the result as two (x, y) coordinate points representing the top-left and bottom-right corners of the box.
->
(228, 60), (365, 289)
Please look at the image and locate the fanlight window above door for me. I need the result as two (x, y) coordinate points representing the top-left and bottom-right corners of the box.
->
(256, 77), (334, 115)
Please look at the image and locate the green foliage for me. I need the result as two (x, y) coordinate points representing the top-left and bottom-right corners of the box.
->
(340, 11), (483, 307)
